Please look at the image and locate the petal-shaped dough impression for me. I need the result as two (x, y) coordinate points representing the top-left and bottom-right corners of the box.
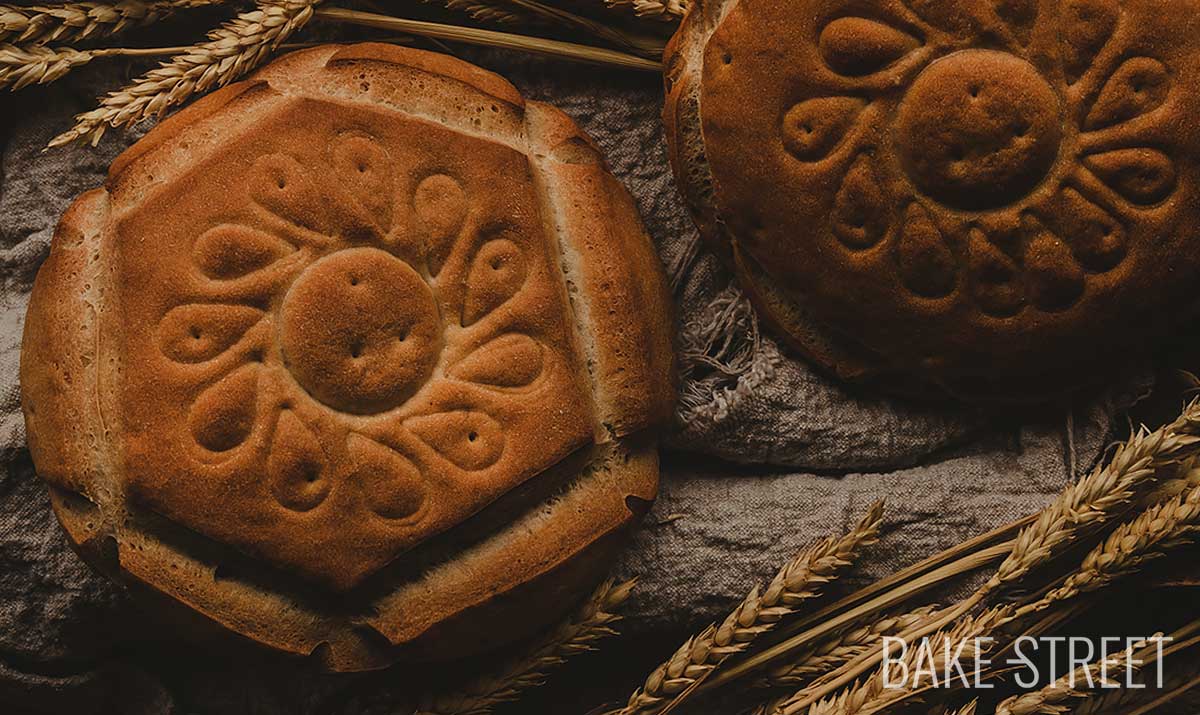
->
(331, 132), (395, 231)
(819, 17), (919, 77)
(897, 203), (957, 298)
(967, 229), (1024, 318)
(1060, 0), (1118, 84)
(346, 434), (425, 520)
(159, 304), (263, 364)
(449, 334), (545, 389)
(247, 154), (328, 231)
(462, 238), (527, 325)
(188, 364), (259, 453)
(832, 155), (888, 250)
(1055, 187), (1127, 271)
(414, 174), (468, 276)
(193, 224), (293, 280)
(1084, 148), (1177, 206)
(1025, 224), (1085, 312)
(268, 410), (330, 512)
(781, 97), (866, 162)
(407, 411), (504, 472)
(1085, 57), (1170, 130)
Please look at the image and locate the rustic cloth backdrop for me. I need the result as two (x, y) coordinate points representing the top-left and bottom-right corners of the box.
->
(0, 41), (1155, 714)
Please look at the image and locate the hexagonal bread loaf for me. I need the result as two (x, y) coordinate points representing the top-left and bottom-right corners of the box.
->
(665, 0), (1200, 402)
(20, 43), (674, 670)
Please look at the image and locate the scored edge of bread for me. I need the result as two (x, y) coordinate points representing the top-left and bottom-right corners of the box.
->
(20, 43), (674, 671)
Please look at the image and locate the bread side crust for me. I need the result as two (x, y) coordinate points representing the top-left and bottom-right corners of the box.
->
(27, 43), (670, 671)
(21, 189), (111, 501)
(526, 101), (675, 439)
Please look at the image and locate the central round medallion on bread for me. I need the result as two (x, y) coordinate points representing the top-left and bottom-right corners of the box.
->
(280, 247), (439, 414)
(896, 50), (1061, 210)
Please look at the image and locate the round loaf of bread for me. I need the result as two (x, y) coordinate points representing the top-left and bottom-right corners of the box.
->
(664, 0), (1200, 402)
(20, 44), (674, 670)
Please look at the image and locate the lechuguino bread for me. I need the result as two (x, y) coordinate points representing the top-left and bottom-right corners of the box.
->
(665, 0), (1200, 402)
(20, 43), (674, 670)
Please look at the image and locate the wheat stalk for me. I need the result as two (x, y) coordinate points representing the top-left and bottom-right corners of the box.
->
(1021, 483), (1200, 615)
(417, 578), (635, 715)
(947, 700), (978, 715)
(618, 502), (885, 715)
(314, 6), (662, 71)
(987, 401), (1200, 594)
(49, 0), (318, 148)
(758, 607), (938, 689)
(994, 636), (1151, 715)
(0, 0), (219, 45)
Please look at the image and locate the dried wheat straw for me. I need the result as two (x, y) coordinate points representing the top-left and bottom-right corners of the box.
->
(49, 0), (318, 147)
(0, 0), (217, 45)
(418, 579), (635, 715)
(947, 700), (978, 715)
(618, 503), (884, 715)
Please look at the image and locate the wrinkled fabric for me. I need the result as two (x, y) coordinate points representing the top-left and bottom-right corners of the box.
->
(0, 45), (1153, 715)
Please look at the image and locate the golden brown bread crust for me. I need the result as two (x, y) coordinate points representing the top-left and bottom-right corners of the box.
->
(22, 43), (672, 670)
(665, 0), (1200, 403)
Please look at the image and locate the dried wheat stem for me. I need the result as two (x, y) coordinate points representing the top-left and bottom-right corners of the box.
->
(988, 401), (1200, 594)
(313, 6), (662, 72)
(0, 0), (219, 45)
(1021, 482), (1200, 616)
(417, 579), (636, 715)
(947, 700), (978, 715)
(618, 502), (885, 715)
(49, 0), (319, 148)
(994, 636), (1152, 715)
(777, 607), (1010, 715)
(758, 607), (938, 689)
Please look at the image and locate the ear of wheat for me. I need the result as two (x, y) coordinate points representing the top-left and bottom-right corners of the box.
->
(0, 43), (93, 89)
(988, 401), (1200, 593)
(0, 0), (219, 45)
(1022, 482), (1200, 615)
(604, 0), (688, 21)
(947, 700), (978, 715)
(49, 0), (319, 147)
(617, 502), (885, 715)
(436, 0), (526, 25)
(417, 579), (636, 715)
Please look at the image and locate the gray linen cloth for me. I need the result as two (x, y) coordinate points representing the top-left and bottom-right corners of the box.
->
(0, 48), (1151, 713)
